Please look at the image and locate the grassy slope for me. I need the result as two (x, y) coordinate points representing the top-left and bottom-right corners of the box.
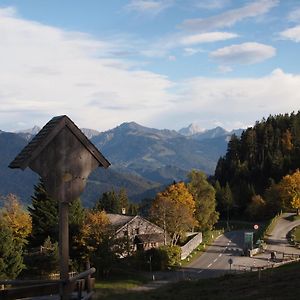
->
(95, 262), (300, 300)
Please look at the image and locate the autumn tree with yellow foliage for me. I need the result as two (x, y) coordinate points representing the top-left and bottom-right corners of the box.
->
(1, 194), (32, 245)
(278, 170), (300, 215)
(75, 210), (123, 276)
(0, 194), (32, 279)
(150, 182), (197, 246)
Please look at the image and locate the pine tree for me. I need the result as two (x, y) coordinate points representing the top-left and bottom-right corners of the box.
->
(29, 180), (85, 247)
(0, 222), (24, 279)
(28, 180), (59, 246)
(95, 190), (119, 213)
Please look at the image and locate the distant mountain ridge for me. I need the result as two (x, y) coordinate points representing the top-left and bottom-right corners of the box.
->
(178, 123), (243, 141)
(80, 128), (101, 139)
(178, 123), (204, 136)
(0, 121), (243, 206)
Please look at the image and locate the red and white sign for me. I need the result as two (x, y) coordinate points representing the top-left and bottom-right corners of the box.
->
(254, 224), (259, 230)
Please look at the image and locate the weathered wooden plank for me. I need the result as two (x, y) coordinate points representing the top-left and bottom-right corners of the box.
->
(0, 283), (59, 300)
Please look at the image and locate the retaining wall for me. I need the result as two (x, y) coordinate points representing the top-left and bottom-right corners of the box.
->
(181, 232), (202, 260)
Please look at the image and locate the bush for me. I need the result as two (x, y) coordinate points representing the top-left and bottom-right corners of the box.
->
(22, 237), (59, 278)
(135, 246), (181, 271)
(159, 245), (181, 268)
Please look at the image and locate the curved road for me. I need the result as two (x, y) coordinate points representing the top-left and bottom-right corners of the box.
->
(135, 213), (300, 288)
(264, 212), (300, 255)
(183, 213), (300, 279)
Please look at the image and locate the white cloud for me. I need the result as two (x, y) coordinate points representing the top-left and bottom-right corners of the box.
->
(179, 32), (238, 46)
(144, 31), (238, 58)
(0, 6), (16, 17)
(125, 0), (173, 14)
(217, 65), (233, 73)
(181, 0), (279, 31)
(210, 42), (276, 65)
(279, 25), (300, 42)
(1, 6), (299, 134)
(168, 55), (176, 61)
(183, 48), (202, 56)
(288, 7), (300, 23)
(194, 0), (230, 10)
(0, 7), (174, 131)
(158, 69), (300, 130)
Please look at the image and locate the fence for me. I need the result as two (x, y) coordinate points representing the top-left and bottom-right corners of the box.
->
(0, 268), (95, 300)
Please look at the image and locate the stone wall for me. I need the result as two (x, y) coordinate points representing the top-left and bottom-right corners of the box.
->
(115, 216), (164, 240)
(181, 232), (202, 260)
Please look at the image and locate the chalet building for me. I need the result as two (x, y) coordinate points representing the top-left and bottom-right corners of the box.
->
(107, 214), (166, 252)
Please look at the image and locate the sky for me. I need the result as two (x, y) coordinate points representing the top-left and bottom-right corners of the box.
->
(0, 0), (300, 132)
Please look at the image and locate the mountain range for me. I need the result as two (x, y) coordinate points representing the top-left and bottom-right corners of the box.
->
(0, 122), (243, 206)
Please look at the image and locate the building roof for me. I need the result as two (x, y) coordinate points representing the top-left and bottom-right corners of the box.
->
(107, 214), (135, 229)
(9, 115), (110, 170)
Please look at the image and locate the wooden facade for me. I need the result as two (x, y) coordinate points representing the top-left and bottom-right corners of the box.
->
(9, 115), (110, 300)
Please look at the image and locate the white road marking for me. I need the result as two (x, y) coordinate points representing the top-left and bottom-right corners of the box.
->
(213, 258), (218, 262)
(197, 270), (203, 273)
(218, 253), (222, 257)
(207, 263), (212, 268)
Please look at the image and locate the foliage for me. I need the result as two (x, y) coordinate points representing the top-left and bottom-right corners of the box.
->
(150, 182), (196, 246)
(215, 181), (234, 223)
(276, 169), (300, 215)
(0, 194), (32, 245)
(0, 221), (24, 280)
(29, 180), (85, 248)
(78, 210), (111, 255)
(28, 181), (59, 246)
(0, 194), (31, 279)
(246, 195), (266, 221)
(159, 245), (181, 268)
(187, 170), (219, 231)
(23, 236), (59, 278)
(215, 111), (300, 217)
(74, 209), (124, 276)
(135, 245), (181, 271)
(95, 188), (137, 215)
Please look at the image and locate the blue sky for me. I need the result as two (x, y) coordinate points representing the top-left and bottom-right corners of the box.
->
(0, 0), (300, 132)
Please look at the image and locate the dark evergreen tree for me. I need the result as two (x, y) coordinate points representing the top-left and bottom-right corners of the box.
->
(29, 179), (85, 248)
(0, 223), (24, 279)
(95, 188), (133, 215)
(95, 190), (119, 213)
(28, 180), (58, 247)
(214, 111), (300, 218)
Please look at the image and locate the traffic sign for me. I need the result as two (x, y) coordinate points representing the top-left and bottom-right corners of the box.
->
(254, 224), (259, 230)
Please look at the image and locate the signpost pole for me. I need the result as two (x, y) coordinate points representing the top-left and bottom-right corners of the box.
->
(59, 197), (69, 300)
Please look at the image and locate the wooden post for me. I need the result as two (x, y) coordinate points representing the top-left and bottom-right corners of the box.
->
(59, 201), (69, 300)
(9, 116), (111, 300)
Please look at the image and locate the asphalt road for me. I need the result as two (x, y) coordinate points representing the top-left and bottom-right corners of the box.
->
(265, 212), (300, 255)
(183, 213), (300, 279)
(136, 213), (300, 288)
(186, 231), (243, 279)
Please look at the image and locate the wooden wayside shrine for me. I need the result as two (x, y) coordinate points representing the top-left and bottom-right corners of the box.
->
(6, 115), (110, 300)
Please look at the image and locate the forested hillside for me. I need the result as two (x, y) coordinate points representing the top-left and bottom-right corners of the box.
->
(214, 111), (300, 217)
